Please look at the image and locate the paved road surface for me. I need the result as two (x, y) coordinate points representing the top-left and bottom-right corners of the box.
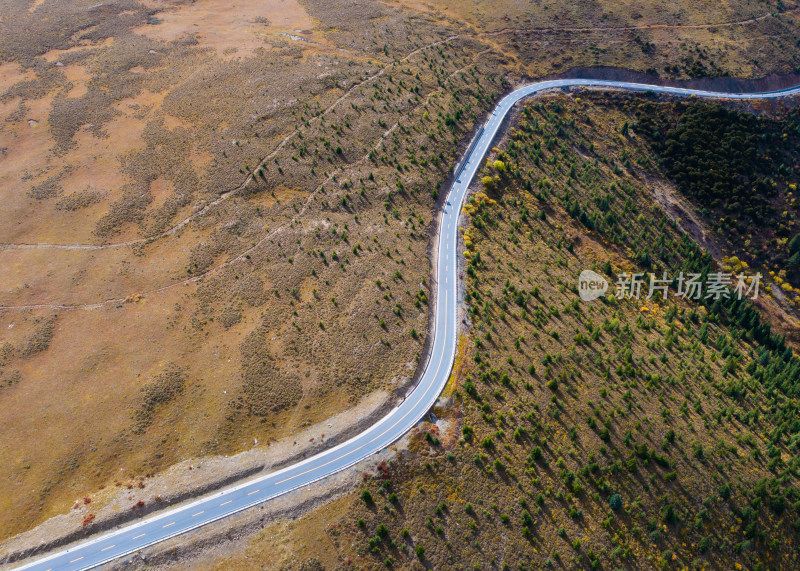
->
(14, 79), (800, 571)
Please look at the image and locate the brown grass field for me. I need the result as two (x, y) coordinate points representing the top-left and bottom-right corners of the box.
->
(1, 0), (799, 545)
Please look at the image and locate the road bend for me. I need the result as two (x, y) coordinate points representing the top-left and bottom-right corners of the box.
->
(13, 79), (800, 570)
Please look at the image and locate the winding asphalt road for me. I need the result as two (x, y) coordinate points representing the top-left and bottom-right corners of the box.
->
(13, 79), (800, 571)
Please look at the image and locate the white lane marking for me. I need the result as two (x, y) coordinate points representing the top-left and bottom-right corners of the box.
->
(21, 80), (800, 571)
(101, 545), (115, 552)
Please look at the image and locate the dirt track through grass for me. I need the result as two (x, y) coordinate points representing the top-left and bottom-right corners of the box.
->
(0, 35), (460, 253)
(0, 39), (495, 313)
(484, 3), (800, 35)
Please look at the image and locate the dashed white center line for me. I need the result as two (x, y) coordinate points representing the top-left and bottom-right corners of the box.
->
(22, 79), (787, 571)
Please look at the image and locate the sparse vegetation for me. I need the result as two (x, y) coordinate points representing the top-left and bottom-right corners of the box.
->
(3, 0), (800, 554)
(131, 364), (187, 434)
(264, 92), (800, 570)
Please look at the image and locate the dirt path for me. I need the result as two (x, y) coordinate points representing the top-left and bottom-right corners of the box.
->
(484, 5), (799, 36)
(3, 4), (798, 254)
(0, 36), (459, 253)
(0, 39), (483, 312)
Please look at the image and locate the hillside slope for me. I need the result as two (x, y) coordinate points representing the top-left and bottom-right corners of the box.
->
(2, 0), (800, 546)
(208, 92), (800, 570)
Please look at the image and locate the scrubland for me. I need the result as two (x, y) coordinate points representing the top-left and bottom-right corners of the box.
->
(1, 0), (800, 548)
(210, 93), (800, 570)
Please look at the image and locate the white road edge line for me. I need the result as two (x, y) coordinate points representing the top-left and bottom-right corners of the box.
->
(12, 78), (800, 571)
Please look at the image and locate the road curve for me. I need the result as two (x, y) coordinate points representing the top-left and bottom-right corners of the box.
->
(13, 79), (800, 571)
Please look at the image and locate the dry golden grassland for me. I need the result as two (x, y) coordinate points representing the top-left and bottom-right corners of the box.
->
(1, 0), (799, 545)
(0, 0), (506, 540)
(403, 0), (800, 79)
